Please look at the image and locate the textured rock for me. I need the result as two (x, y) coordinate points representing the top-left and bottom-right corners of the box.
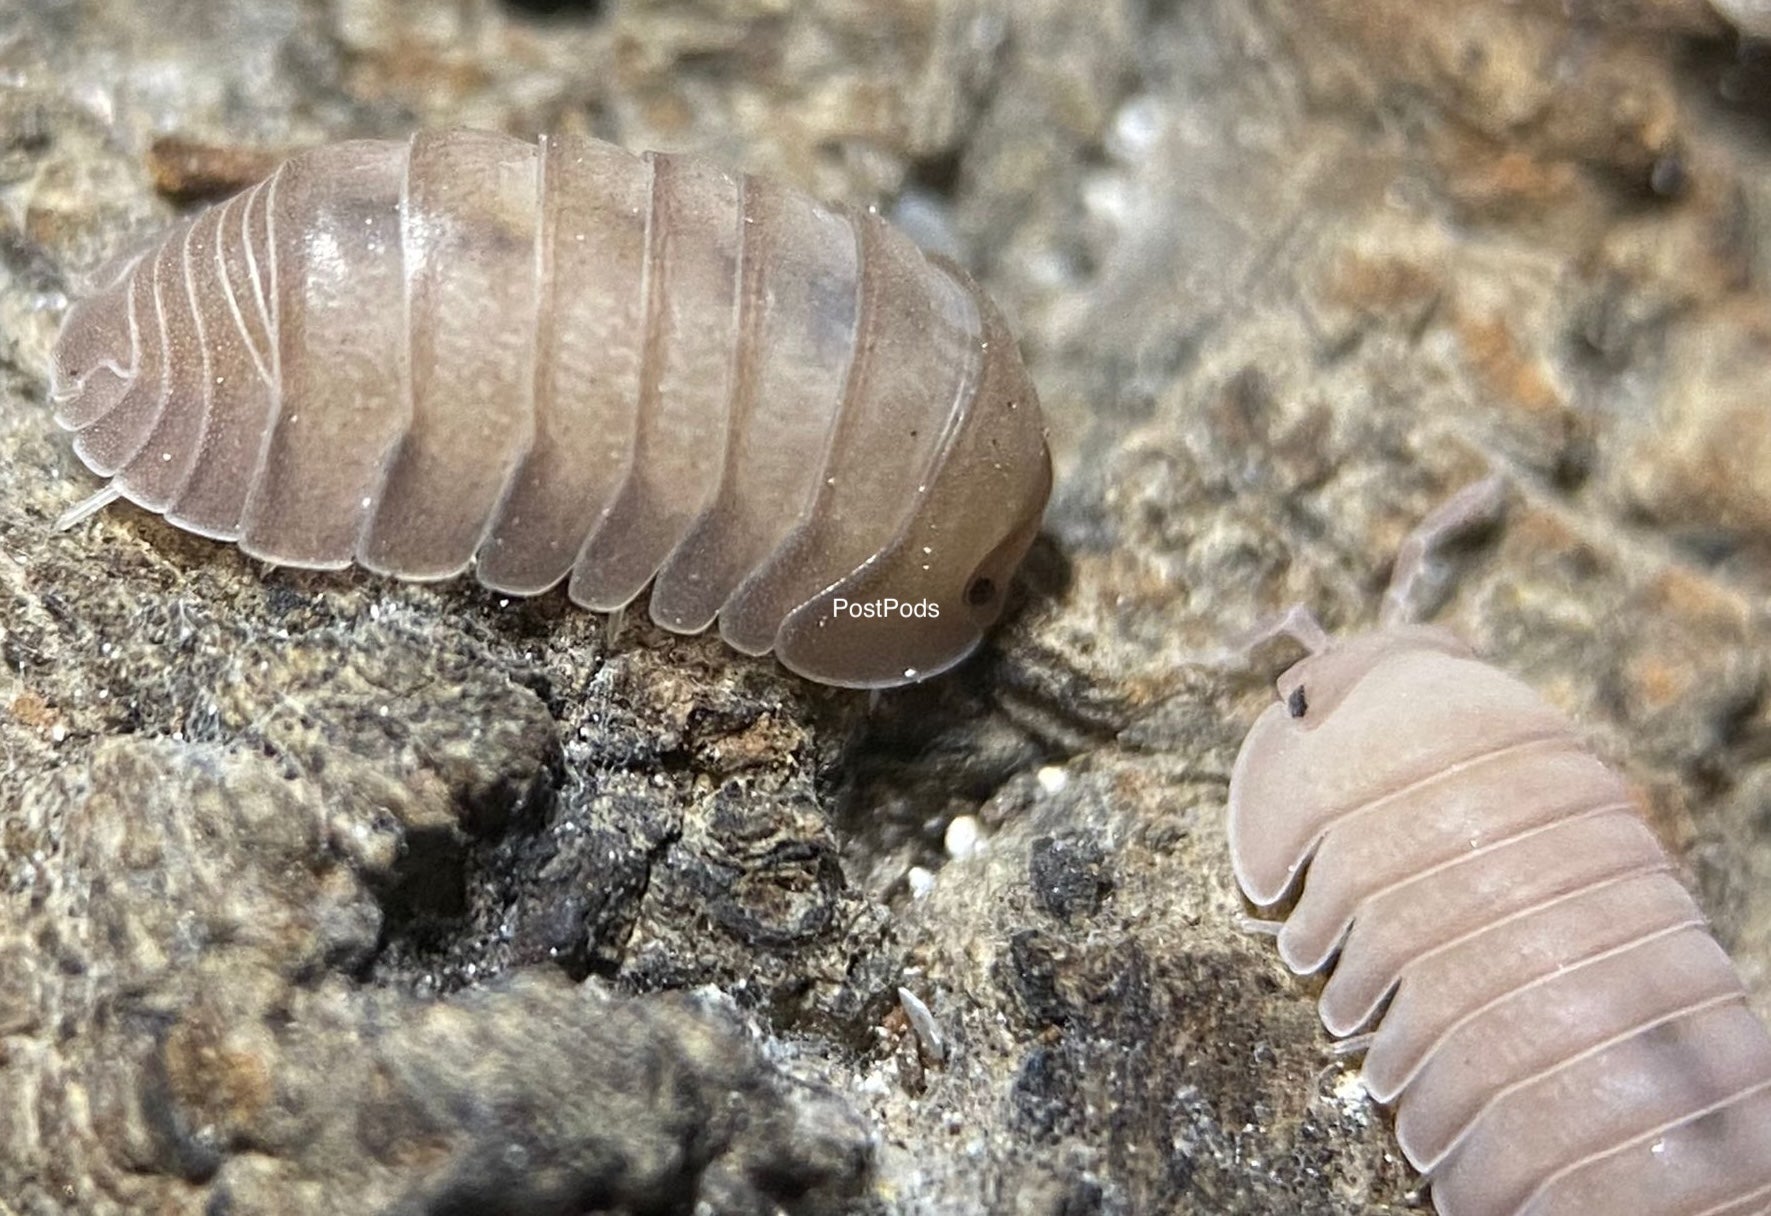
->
(2, 1), (1770, 1214)
(1, 739), (868, 1215)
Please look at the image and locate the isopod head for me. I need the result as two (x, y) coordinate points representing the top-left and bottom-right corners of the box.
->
(1266, 625), (1473, 731)
(49, 254), (141, 429)
(1228, 623), (1573, 910)
(1227, 625), (1483, 907)
(771, 295), (1052, 687)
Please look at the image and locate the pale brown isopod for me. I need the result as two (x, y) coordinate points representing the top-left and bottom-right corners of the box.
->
(48, 129), (1052, 688)
(1227, 480), (1771, 1216)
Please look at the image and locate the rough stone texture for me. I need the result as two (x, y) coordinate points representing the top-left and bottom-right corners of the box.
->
(3, 1), (1771, 1213)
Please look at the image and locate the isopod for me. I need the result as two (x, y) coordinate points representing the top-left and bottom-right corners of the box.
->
(1227, 479), (1771, 1216)
(47, 129), (1052, 688)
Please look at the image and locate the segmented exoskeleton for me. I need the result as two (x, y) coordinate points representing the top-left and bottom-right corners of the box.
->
(1228, 480), (1771, 1216)
(49, 129), (1052, 688)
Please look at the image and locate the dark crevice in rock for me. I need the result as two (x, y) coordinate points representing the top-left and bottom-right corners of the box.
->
(497, 0), (605, 21)
(363, 755), (563, 993)
(906, 147), (964, 200)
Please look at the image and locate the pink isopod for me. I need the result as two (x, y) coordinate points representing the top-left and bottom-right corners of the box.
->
(1227, 478), (1771, 1216)
(47, 129), (1053, 689)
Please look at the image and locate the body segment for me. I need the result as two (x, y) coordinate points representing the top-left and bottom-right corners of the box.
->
(49, 129), (1052, 688)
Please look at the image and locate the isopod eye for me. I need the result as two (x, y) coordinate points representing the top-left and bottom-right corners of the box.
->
(1287, 685), (1308, 718)
(965, 576), (997, 608)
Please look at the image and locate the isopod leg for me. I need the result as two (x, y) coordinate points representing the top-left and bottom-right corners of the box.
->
(604, 606), (625, 650)
(54, 483), (122, 532)
(1328, 1031), (1375, 1058)
(1380, 474), (1508, 628)
(1234, 910), (1285, 938)
(897, 987), (946, 1064)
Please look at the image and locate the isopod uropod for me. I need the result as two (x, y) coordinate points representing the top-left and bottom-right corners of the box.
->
(48, 128), (1053, 689)
(1227, 480), (1771, 1216)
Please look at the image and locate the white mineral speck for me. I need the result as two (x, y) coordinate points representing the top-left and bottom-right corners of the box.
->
(944, 815), (981, 860)
(1108, 93), (1165, 160)
(897, 987), (947, 1062)
(1332, 1069), (1367, 1105)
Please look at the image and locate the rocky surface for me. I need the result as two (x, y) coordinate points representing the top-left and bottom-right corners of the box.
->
(3, 0), (1771, 1213)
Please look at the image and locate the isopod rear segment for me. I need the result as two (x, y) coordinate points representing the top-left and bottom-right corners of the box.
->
(48, 129), (1053, 689)
(1226, 487), (1771, 1216)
